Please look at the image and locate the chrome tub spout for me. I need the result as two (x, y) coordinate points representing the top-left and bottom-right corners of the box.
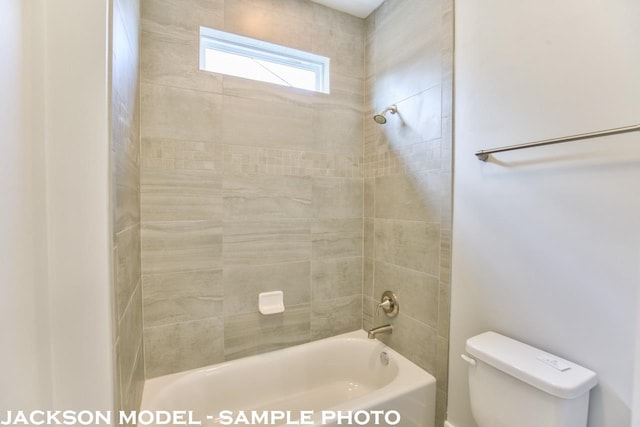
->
(367, 324), (393, 339)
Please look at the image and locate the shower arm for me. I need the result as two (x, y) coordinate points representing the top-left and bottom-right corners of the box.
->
(380, 105), (397, 116)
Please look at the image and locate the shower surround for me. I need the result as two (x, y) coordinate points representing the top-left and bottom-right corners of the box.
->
(364, 0), (453, 425)
(112, 0), (144, 415)
(140, 0), (365, 377)
(140, 0), (453, 424)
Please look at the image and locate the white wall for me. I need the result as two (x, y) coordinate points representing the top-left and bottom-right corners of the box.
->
(635, 254), (640, 427)
(0, 0), (115, 416)
(0, 0), (52, 412)
(45, 0), (114, 411)
(449, 1), (640, 426)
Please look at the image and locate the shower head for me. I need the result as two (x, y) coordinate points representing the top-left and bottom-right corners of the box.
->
(373, 114), (388, 124)
(373, 105), (398, 124)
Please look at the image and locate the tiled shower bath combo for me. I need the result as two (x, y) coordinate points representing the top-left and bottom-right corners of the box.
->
(112, 0), (453, 425)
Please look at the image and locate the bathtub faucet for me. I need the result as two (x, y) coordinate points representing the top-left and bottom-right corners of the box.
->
(367, 324), (392, 339)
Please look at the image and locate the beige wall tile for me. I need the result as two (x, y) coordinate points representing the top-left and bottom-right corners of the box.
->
(441, 116), (453, 171)
(366, 0), (453, 422)
(364, 112), (382, 159)
(224, 304), (311, 360)
(311, 295), (362, 340)
(221, 95), (313, 151)
(112, 0), (143, 408)
(222, 74), (315, 108)
(440, 227), (452, 283)
(114, 180), (140, 236)
(364, 178), (374, 218)
(114, 340), (122, 414)
(372, 53), (442, 116)
(374, 261), (439, 328)
(375, 87), (442, 149)
(223, 219), (311, 266)
(141, 31), (223, 93)
(115, 225), (141, 320)
(141, 138), (224, 172)
(144, 317), (224, 378)
(312, 218), (363, 259)
(318, 73), (365, 112)
(223, 0), (313, 51)
(141, 221), (222, 274)
(312, 105), (363, 156)
(143, 269), (223, 327)
(369, 139), (442, 178)
(364, 218), (374, 259)
(120, 340), (144, 414)
(441, 0), (454, 53)
(141, 0), (223, 41)
(378, 312), (438, 374)
(438, 280), (451, 338)
(363, 257), (374, 297)
(221, 145), (362, 178)
(113, 12), (139, 118)
(441, 73), (453, 118)
(311, 23), (364, 79)
(112, 94), (140, 236)
(362, 295), (375, 331)
(436, 388), (447, 427)
(440, 174), (453, 231)
(375, 171), (442, 222)
(118, 283), (143, 390)
(137, 0), (390, 379)
(223, 261), (310, 315)
(141, 168), (222, 222)
(223, 174), (312, 220)
(374, 218), (440, 275)
(372, 0), (442, 107)
(312, 2), (364, 38)
(141, 83), (222, 142)
(436, 335), (449, 392)
(312, 257), (362, 301)
(312, 177), (363, 218)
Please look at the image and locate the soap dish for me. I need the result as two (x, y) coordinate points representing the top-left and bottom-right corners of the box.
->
(258, 291), (285, 315)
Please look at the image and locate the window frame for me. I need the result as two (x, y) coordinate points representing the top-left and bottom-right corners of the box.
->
(199, 26), (330, 94)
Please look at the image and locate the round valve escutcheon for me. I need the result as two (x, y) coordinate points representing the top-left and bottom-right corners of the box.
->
(376, 290), (399, 318)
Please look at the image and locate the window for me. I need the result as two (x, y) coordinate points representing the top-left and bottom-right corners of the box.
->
(199, 27), (330, 94)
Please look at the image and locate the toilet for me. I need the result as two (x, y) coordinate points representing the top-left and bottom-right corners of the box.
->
(463, 332), (598, 427)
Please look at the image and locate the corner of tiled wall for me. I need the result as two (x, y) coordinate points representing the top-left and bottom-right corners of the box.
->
(112, 0), (144, 417)
(364, 0), (454, 425)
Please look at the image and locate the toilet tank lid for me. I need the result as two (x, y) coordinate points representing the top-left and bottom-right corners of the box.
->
(466, 332), (598, 399)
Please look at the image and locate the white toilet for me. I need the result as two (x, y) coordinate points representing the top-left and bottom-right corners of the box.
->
(463, 332), (598, 427)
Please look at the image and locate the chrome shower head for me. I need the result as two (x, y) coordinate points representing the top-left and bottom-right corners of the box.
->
(373, 114), (387, 124)
(372, 105), (398, 125)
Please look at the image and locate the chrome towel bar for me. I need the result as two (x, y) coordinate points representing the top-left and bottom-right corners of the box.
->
(475, 123), (640, 161)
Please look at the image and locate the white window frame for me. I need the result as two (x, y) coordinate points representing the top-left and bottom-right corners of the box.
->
(199, 26), (330, 94)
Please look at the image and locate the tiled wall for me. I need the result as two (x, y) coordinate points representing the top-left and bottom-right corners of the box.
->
(140, 0), (365, 378)
(111, 0), (145, 416)
(363, 0), (453, 426)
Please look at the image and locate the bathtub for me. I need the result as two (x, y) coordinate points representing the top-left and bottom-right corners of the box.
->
(140, 330), (436, 426)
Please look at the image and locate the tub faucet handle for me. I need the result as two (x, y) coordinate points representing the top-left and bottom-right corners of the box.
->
(376, 291), (399, 318)
(376, 299), (391, 316)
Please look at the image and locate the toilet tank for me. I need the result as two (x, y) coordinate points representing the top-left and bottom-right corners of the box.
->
(465, 332), (598, 427)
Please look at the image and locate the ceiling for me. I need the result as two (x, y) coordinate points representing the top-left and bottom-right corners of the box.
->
(310, 0), (384, 18)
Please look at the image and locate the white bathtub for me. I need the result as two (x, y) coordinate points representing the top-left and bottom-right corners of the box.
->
(140, 330), (436, 426)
